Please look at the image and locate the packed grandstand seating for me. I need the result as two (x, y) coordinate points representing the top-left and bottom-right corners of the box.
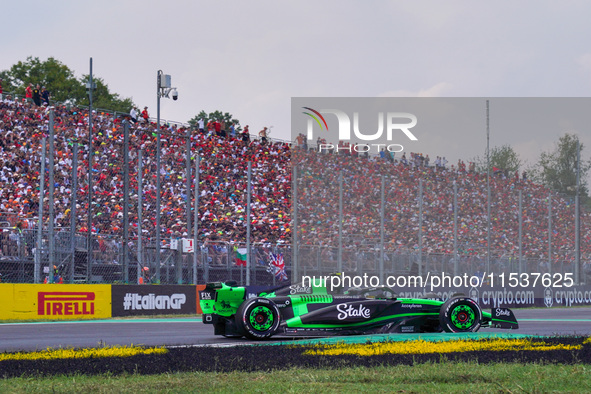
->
(0, 93), (589, 267)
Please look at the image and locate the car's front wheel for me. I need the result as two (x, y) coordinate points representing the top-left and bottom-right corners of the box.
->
(235, 297), (281, 340)
(439, 296), (482, 333)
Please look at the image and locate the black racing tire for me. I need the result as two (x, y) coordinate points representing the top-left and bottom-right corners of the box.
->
(235, 297), (281, 340)
(439, 296), (482, 333)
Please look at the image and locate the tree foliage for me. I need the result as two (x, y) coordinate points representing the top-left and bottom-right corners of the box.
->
(0, 56), (135, 113)
(536, 133), (591, 197)
(188, 110), (241, 132)
(472, 144), (523, 174)
(76, 75), (135, 113)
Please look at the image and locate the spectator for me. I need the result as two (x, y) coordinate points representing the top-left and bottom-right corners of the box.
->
(141, 106), (149, 123)
(259, 127), (268, 144)
(32, 84), (41, 106)
(214, 119), (222, 137)
(220, 120), (226, 139)
(25, 83), (33, 104)
(130, 106), (138, 123)
(242, 125), (250, 143)
(41, 87), (50, 106)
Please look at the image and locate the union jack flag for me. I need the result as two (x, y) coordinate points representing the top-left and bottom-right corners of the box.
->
(267, 253), (288, 282)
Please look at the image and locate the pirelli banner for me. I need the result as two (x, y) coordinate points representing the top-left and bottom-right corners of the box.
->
(0, 284), (111, 320)
(111, 285), (197, 316)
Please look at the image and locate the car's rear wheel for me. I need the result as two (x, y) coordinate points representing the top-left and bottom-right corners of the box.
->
(235, 297), (281, 340)
(439, 296), (482, 333)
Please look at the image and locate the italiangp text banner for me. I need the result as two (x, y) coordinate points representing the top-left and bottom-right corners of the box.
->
(0, 284), (112, 320)
(111, 285), (197, 316)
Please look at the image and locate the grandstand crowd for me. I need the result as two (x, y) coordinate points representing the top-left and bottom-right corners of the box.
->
(295, 148), (590, 265)
(0, 92), (590, 268)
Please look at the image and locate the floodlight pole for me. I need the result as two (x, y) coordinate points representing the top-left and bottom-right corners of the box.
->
(155, 70), (178, 283)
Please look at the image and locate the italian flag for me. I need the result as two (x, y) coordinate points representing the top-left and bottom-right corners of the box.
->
(234, 247), (247, 266)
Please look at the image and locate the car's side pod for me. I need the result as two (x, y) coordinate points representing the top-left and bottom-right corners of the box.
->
(490, 307), (519, 329)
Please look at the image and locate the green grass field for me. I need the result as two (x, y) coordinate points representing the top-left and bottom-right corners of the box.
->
(0, 363), (590, 393)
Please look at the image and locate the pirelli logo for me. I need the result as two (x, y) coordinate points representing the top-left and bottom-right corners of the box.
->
(38, 292), (96, 316)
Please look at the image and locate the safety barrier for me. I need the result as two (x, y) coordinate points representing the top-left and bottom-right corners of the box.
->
(1, 281), (590, 321)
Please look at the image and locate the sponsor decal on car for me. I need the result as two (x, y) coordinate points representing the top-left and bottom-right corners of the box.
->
(276, 300), (291, 308)
(289, 285), (313, 295)
(494, 308), (511, 317)
(200, 291), (213, 300)
(336, 303), (371, 320)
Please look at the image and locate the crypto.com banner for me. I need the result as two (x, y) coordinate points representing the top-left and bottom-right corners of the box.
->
(392, 284), (591, 309)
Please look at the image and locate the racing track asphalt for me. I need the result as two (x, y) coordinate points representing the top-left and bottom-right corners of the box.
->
(0, 307), (589, 353)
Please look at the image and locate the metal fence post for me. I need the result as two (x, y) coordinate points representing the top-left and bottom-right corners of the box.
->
(186, 127), (192, 238)
(156, 71), (162, 284)
(246, 161), (252, 286)
(35, 137), (47, 284)
(70, 142), (78, 283)
(518, 190), (523, 275)
(380, 175), (385, 282)
(338, 171), (343, 272)
(48, 110), (55, 283)
(548, 193), (552, 274)
(87, 58), (94, 284)
(176, 241), (182, 285)
(137, 149), (142, 284)
(575, 139), (581, 283)
(193, 153), (200, 285)
(123, 120), (129, 283)
(292, 165), (298, 283)
(486, 99), (491, 274)
(418, 179), (423, 277)
(453, 182), (458, 276)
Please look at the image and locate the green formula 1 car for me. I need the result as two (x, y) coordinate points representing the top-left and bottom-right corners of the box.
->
(200, 279), (519, 340)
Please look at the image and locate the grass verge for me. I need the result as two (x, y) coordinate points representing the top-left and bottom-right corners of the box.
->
(0, 363), (589, 393)
(1, 336), (589, 378)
